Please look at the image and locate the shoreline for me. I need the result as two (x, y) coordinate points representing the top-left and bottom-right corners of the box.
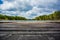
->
(0, 20), (60, 23)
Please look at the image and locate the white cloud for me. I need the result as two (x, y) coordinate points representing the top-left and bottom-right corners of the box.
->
(0, 1), (14, 10)
(0, 0), (59, 19)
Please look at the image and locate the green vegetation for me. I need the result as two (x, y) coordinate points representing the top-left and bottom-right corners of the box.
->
(0, 14), (27, 20)
(34, 11), (60, 20)
(0, 11), (60, 20)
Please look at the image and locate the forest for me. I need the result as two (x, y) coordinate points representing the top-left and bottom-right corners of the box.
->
(0, 14), (27, 20)
(34, 11), (60, 20)
(0, 11), (60, 20)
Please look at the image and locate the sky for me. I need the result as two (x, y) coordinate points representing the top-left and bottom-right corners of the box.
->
(0, 0), (60, 19)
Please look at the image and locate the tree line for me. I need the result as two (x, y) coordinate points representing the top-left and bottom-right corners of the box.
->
(0, 11), (60, 20)
(34, 11), (60, 20)
(0, 14), (27, 20)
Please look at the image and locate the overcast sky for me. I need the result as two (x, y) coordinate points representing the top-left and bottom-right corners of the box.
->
(0, 0), (60, 19)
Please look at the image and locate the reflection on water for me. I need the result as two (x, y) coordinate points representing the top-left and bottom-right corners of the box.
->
(0, 20), (60, 40)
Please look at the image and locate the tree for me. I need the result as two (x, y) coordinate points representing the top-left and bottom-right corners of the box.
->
(0, 14), (27, 20)
(34, 11), (60, 20)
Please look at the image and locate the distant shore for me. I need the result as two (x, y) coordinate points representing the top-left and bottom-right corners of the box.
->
(0, 20), (60, 23)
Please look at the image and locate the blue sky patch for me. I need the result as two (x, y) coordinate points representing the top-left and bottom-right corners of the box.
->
(0, 0), (3, 4)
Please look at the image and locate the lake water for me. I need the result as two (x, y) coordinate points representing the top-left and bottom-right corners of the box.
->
(0, 20), (60, 40)
(0, 20), (60, 22)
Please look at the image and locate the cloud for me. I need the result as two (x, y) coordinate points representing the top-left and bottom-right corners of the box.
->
(0, 0), (60, 19)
